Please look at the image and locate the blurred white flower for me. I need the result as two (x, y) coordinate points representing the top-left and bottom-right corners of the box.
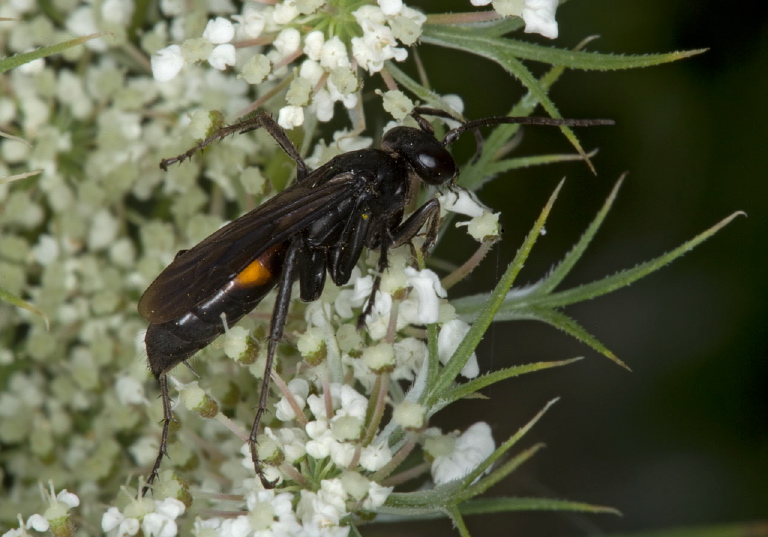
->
(151, 45), (184, 82)
(203, 17), (235, 44)
(431, 422), (495, 484)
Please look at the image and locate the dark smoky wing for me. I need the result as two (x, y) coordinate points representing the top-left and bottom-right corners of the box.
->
(138, 174), (359, 324)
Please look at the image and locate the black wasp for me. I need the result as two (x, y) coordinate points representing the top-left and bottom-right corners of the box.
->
(138, 107), (612, 492)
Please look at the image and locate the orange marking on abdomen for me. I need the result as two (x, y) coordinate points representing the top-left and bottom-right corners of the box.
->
(235, 258), (273, 287)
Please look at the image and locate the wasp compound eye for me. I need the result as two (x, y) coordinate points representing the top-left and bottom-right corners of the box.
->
(383, 126), (458, 185)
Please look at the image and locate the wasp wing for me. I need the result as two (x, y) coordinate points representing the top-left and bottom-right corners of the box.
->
(138, 173), (360, 324)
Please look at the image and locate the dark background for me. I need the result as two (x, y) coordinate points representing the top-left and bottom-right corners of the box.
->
(373, 0), (767, 535)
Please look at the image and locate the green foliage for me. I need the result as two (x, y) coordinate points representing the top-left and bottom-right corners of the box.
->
(0, 33), (103, 73)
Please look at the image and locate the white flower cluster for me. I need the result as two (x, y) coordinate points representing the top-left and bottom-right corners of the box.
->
(0, 0), (578, 533)
(150, 1), (427, 129)
(439, 187), (502, 243)
(312, 255), (481, 382)
(350, 3), (426, 72)
(2, 485), (80, 537)
(470, 0), (560, 39)
(194, 247), (493, 535)
(270, 382), (394, 472)
(193, 476), (390, 537)
(102, 496), (186, 537)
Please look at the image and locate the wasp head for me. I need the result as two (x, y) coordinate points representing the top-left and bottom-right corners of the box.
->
(382, 126), (458, 186)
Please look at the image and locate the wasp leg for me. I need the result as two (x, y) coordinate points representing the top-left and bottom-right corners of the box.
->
(356, 200), (442, 328)
(354, 217), (396, 330)
(160, 112), (309, 181)
(142, 374), (174, 496)
(298, 241), (328, 302)
(391, 198), (441, 252)
(329, 209), (373, 286)
(249, 240), (301, 489)
(249, 113), (310, 182)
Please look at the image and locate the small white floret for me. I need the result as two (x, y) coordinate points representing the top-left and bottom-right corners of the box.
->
(466, 211), (501, 241)
(274, 27), (302, 57)
(223, 326), (250, 359)
(115, 376), (146, 406)
(437, 319), (479, 378)
(303, 30), (325, 61)
(278, 105), (305, 129)
(403, 267), (446, 324)
(361, 342), (395, 372)
(522, 0), (559, 39)
(151, 45), (184, 82)
(392, 400), (425, 429)
(275, 378), (310, 421)
(203, 17), (235, 44)
(273, 2), (300, 24)
(208, 43), (236, 70)
(378, 0), (403, 16)
(431, 422), (495, 484)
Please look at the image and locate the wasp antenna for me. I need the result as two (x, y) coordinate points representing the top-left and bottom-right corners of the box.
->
(410, 106), (472, 137)
(409, 107), (437, 135)
(409, 107), (487, 157)
(442, 115), (615, 147)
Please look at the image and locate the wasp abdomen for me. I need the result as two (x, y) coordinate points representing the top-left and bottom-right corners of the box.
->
(145, 244), (286, 378)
